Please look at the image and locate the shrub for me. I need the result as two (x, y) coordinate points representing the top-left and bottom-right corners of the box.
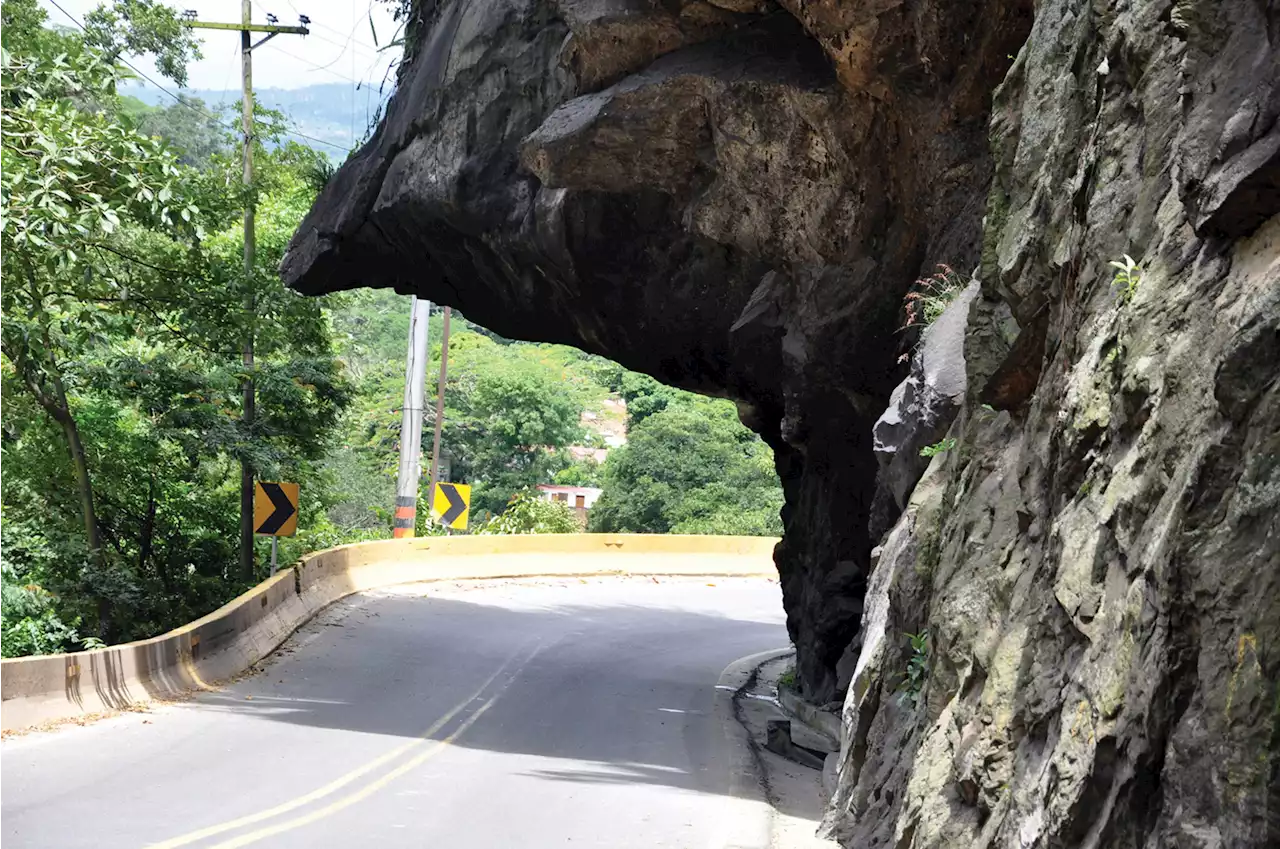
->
(474, 488), (581, 535)
(1, 567), (83, 658)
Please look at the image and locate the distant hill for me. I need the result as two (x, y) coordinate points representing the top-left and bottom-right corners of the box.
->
(122, 81), (393, 156)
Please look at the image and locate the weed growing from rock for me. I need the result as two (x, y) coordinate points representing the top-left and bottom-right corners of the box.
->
(903, 264), (966, 330)
(920, 437), (957, 458)
(778, 666), (797, 690)
(1110, 254), (1142, 303)
(896, 629), (930, 707)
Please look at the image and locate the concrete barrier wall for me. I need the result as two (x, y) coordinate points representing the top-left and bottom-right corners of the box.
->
(1, 534), (778, 732)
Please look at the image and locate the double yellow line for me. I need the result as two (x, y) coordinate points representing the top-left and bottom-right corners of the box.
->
(148, 644), (540, 849)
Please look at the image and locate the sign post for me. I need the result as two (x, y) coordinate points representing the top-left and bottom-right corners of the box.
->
(254, 481), (299, 575)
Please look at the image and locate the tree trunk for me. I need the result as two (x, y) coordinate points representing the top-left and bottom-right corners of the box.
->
(54, 403), (102, 557)
(141, 477), (167, 593)
(27, 359), (102, 555)
(240, 458), (255, 581)
(44, 369), (112, 639)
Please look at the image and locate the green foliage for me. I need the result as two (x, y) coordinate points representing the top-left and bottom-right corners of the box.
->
(438, 339), (586, 515)
(0, 11), (351, 650)
(123, 94), (232, 167)
(589, 393), (782, 536)
(554, 458), (602, 487)
(474, 488), (581, 535)
(903, 264), (965, 330)
(920, 437), (957, 458)
(778, 666), (797, 690)
(274, 522), (392, 568)
(338, 318), (592, 519)
(1109, 254), (1142, 303)
(1, 514), (85, 657)
(1, 600), (82, 658)
(896, 629), (930, 707)
(617, 372), (678, 428)
(82, 0), (202, 87)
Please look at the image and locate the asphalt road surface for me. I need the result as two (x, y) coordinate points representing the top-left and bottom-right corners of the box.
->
(2, 576), (789, 849)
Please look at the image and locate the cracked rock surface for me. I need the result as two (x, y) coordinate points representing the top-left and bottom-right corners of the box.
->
(823, 0), (1280, 846)
(283, 0), (1278, 844)
(282, 0), (1029, 705)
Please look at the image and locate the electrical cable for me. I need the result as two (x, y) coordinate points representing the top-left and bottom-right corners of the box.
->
(47, 0), (349, 152)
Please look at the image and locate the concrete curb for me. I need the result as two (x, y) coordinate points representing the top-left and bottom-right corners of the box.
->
(1, 534), (779, 732)
(775, 685), (842, 748)
(711, 647), (794, 849)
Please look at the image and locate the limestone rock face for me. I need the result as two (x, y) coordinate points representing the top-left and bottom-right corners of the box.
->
(823, 0), (1280, 845)
(281, 0), (1030, 703)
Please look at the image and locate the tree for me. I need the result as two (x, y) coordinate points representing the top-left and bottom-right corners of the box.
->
(81, 0), (202, 87)
(431, 335), (586, 515)
(0, 32), (204, 632)
(326, 310), (596, 523)
(0, 8), (351, 644)
(589, 393), (783, 536)
(617, 371), (678, 428)
(122, 94), (232, 167)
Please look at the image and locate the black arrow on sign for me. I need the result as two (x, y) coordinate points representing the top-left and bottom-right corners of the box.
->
(257, 482), (296, 535)
(439, 483), (467, 526)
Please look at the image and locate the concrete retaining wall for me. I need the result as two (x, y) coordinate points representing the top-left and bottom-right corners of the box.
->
(1, 534), (778, 732)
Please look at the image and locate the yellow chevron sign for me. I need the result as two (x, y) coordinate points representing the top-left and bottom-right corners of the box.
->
(431, 482), (470, 530)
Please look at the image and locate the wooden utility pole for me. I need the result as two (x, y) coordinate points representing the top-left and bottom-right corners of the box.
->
(183, 8), (310, 579)
(428, 306), (452, 496)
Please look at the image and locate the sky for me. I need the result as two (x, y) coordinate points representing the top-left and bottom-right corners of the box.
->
(39, 0), (404, 92)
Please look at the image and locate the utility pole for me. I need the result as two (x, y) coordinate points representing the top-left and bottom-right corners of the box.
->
(428, 306), (451, 497)
(394, 297), (431, 538)
(183, 7), (309, 579)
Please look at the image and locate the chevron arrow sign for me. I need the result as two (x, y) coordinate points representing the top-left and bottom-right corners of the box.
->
(254, 481), (299, 537)
(430, 482), (470, 530)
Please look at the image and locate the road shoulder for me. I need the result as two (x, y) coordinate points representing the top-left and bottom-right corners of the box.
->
(717, 650), (839, 849)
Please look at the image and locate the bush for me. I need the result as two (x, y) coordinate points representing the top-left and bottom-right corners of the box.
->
(1, 565), (83, 658)
(474, 488), (581, 534)
(589, 396), (782, 535)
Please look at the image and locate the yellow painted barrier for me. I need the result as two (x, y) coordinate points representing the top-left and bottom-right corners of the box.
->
(0, 534), (778, 732)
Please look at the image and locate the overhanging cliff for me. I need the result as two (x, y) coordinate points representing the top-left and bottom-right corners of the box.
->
(281, 0), (1030, 704)
(283, 0), (1280, 843)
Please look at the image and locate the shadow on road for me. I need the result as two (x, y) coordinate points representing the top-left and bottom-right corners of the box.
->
(180, 579), (822, 825)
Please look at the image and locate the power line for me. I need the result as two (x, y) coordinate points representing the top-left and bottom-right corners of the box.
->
(282, 0), (380, 55)
(261, 41), (364, 85)
(258, 0), (398, 145)
(296, 20), (381, 60)
(46, 0), (350, 153)
(254, 0), (381, 64)
(218, 38), (240, 101)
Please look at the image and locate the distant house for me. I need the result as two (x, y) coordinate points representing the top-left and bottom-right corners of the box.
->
(536, 484), (603, 515)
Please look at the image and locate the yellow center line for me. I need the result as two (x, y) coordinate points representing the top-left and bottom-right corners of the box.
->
(206, 693), (499, 849)
(145, 646), (533, 849)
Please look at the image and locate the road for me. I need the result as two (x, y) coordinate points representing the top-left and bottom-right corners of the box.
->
(2, 576), (789, 849)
